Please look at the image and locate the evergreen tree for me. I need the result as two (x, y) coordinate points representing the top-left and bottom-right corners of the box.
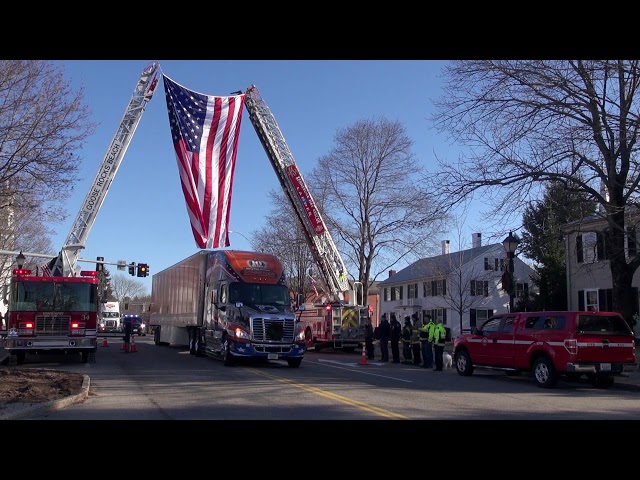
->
(519, 181), (597, 310)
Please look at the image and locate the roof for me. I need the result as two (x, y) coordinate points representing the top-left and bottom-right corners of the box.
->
(377, 243), (501, 286)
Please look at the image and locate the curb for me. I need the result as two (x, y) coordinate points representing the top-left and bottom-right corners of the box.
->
(0, 374), (90, 420)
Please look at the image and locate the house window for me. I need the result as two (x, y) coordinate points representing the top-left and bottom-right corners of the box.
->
(470, 280), (489, 297)
(433, 279), (446, 296)
(423, 281), (432, 297)
(383, 288), (390, 302)
(576, 232), (597, 263)
(425, 308), (447, 326)
(484, 258), (492, 270)
(585, 289), (599, 311)
(470, 308), (493, 329)
(596, 231), (609, 260)
(408, 283), (418, 299)
(515, 282), (529, 299)
(392, 286), (403, 300)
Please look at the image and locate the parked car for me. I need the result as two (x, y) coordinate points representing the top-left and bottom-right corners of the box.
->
(453, 310), (638, 389)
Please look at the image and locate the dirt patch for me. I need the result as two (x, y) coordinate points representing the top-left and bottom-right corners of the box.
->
(0, 368), (85, 407)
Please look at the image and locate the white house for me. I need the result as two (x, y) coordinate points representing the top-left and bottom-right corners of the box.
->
(377, 233), (536, 338)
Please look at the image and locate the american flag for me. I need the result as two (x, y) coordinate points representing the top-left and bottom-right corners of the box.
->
(163, 75), (245, 249)
(41, 256), (57, 276)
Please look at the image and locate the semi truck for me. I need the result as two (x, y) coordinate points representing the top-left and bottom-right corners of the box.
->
(150, 250), (305, 367)
(99, 301), (121, 333)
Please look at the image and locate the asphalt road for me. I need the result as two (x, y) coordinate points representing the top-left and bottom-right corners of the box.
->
(6, 335), (640, 422)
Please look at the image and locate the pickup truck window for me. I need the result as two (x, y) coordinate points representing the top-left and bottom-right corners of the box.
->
(577, 314), (632, 335)
(481, 317), (502, 334)
(502, 317), (516, 333)
(524, 315), (566, 330)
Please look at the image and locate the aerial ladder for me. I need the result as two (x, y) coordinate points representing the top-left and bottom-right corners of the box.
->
(243, 85), (367, 351)
(49, 62), (160, 276)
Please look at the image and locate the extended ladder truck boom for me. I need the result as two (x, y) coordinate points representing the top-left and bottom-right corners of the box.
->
(244, 85), (351, 303)
(50, 62), (160, 277)
(243, 85), (368, 353)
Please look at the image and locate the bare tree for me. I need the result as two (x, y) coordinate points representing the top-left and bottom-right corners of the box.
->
(437, 212), (497, 336)
(0, 60), (95, 216)
(0, 60), (95, 277)
(308, 117), (449, 301)
(426, 60), (640, 322)
(109, 274), (146, 301)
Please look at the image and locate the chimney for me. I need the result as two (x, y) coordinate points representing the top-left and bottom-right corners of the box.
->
(442, 240), (450, 255)
(388, 270), (396, 277)
(472, 232), (482, 248)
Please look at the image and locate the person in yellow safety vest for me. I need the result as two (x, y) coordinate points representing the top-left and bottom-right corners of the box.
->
(419, 314), (435, 369)
(410, 314), (422, 366)
(431, 319), (447, 371)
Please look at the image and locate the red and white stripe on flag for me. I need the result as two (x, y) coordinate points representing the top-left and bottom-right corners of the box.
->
(162, 74), (245, 249)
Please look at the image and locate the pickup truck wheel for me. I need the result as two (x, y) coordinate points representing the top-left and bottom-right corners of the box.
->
(455, 350), (474, 376)
(532, 357), (558, 388)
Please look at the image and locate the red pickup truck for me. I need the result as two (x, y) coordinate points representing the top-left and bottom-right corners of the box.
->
(453, 311), (638, 389)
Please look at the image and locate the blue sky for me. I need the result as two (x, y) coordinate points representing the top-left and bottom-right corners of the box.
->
(51, 60), (482, 294)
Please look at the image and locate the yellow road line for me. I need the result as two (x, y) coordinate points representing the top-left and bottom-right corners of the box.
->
(249, 369), (408, 419)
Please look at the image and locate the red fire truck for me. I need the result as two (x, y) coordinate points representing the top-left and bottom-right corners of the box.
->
(1, 62), (159, 364)
(3, 267), (101, 364)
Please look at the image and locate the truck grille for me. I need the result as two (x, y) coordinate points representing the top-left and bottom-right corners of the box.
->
(35, 315), (71, 335)
(252, 317), (295, 342)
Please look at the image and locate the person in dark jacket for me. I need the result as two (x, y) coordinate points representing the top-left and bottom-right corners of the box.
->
(378, 315), (391, 362)
(389, 314), (401, 363)
(364, 317), (375, 360)
(401, 317), (413, 364)
(122, 315), (133, 353)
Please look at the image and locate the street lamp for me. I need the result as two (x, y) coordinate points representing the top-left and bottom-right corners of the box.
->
(502, 231), (519, 312)
(15, 251), (25, 269)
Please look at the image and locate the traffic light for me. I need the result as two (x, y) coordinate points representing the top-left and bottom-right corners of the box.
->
(128, 262), (136, 276)
(96, 256), (104, 272)
(137, 263), (149, 277)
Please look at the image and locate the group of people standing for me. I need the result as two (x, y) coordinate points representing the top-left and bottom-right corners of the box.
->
(364, 312), (448, 371)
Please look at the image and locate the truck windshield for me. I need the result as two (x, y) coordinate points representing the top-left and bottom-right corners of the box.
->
(228, 283), (290, 307)
(11, 281), (99, 313)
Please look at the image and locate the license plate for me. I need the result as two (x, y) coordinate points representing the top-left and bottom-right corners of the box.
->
(268, 353), (278, 360)
(600, 363), (611, 371)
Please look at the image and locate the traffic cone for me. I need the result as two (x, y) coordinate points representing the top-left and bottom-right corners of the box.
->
(360, 346), (367, 365)
(130, 335), (137, 353)
(121, 341), (126, 351)
(101, 338), (108, 347)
